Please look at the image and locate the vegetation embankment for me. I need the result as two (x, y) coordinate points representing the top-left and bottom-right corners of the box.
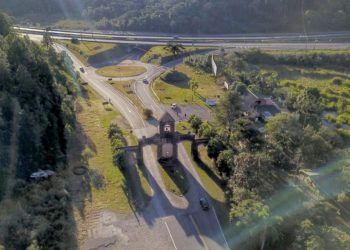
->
(58, 40), (129, 66)
(0, 13), (77, 249)
(153, 64), (224, 106)
(69, 82), (152, 241)
(96, 65), (146, 78)
(141, 45), (211, 65)
(182, 49), (350, 249)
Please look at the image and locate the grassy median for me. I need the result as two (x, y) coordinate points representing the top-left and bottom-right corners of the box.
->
(96, 65), (147, 78)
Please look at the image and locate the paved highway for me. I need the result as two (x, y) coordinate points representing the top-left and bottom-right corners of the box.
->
(52, 42), (229, 249)
(18, 27), (350, 49)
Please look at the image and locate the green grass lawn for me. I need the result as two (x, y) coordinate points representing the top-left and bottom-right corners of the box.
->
(69, 84), (150, 216)
(141, 45), (211, 65)
(159, 160), (189, 196)
(58, 40), (129, 66)
(96, 65), (146, 77)
(153, 64), (224, 106)
(70, 85), (132, 213)
(176, 121), (192, 134)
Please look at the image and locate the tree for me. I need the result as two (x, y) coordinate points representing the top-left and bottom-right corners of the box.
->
(207, 137), (225, 159)
(108, 123), (122, 139)
(188, 115), (202, 133)
(216, 149), (235, 177)
(232, 152), (272, 191)
(164, 42), (185, 58)
(71, 38), (80, 45)
(265, 113), (302, 168)
(0, 48), (10, 86)
(294, 88), (322, 128)
(42, 29), (53, 48)
(216, 89), (242, 126)
(296, 126), (332, 168)
(143, 108), (153, 120)
(189, 79), (199, 101)
(198, 122), (216, 138)
(235, 82), (247, 95)
(0, 12), (12, 37)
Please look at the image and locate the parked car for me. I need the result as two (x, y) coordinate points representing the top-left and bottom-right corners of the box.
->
(79, 67), (85, 73)
(30, 169), (56, 180)
(199, 197), (209, 211)
(171, 103), (177, 109)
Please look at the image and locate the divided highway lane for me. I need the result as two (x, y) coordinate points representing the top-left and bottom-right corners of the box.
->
(18, 28), (350, 48)
(17, 26), (350, 42)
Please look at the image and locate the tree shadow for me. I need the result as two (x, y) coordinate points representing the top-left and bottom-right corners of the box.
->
(136, 144), (231, 249)
(192, 144), (226, 189)
(161, 71), (190, 89)
(119, 151), (152, 211)
(158, 158), (189, 196)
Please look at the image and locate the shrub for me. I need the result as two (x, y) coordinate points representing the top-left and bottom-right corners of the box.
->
(143, 108), (153, 120)
(332, 77), (343, 85)
(70, 38), (80, 45)
(188, 115), (202, 133)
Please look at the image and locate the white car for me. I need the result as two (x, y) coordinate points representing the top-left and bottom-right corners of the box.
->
(171, 103), (177, 109)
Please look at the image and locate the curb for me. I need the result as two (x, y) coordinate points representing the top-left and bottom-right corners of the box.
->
(150, 80), (161, 102)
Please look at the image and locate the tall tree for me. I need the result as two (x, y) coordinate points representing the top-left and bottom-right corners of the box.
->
(189, 79), (198, 102)
(164, 42), (184, 58)
(216, 89), (242, 126)
(0, 12), (11, 36)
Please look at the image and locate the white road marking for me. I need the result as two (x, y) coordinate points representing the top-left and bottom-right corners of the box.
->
(212, 207), (230, 250)
(164, 221), (178, 250)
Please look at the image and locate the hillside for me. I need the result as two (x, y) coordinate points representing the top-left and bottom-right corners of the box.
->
(0, 13), (76, 249)
(1, 0), (350, 34)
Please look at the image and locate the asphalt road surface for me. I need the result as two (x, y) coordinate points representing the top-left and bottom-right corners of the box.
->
(20, 28), (350, 49)
(52, 42), (229, 250)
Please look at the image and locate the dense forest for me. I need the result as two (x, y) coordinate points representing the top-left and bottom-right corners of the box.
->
(1, 0), (350, 34)
(0, 13), (76, 248)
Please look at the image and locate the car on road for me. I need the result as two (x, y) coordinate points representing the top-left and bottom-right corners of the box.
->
(108, 78), (113, 81)
(171, 103), (177, 109)
(173, 35), (180, 40)
(199, 197), (209, 211)
(143, 79), (149, 84)
(79, 67), (85, 73)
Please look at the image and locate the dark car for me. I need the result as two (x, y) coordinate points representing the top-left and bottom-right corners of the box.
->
(143, 79), (149, 84)
(199, 197), (209, 211)
(79, 67), (85, 73)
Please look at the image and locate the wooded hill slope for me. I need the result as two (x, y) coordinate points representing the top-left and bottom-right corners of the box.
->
(1, 0), (350, 34)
